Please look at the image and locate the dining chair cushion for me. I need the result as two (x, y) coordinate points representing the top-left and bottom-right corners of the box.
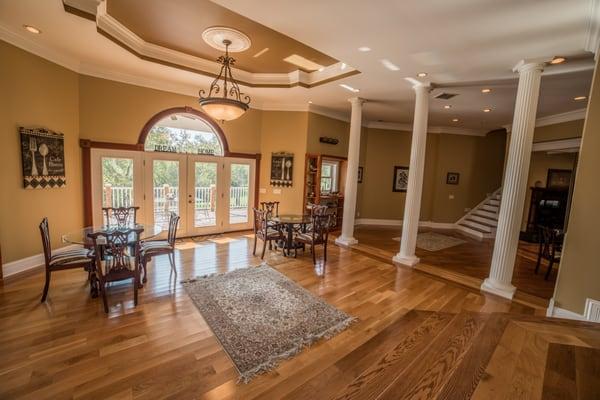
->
(49, 247), (93, 266)
(295, 232), (313, 242)
(140, 240), (172, 256)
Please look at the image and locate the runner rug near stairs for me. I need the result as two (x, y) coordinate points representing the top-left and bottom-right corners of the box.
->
(393, 231), (467, 251)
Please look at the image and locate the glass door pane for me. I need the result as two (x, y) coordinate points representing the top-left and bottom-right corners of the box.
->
(152, 159), (180, 230)
(101, 157), (134, 225)
(230, 163), (250, 224)
(194, 161), (218, 227)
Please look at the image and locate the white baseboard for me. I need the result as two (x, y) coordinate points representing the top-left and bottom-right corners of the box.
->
(546, 297), (599, 323)
(354, 219), (456, 230)
(2, 245), (80, 278)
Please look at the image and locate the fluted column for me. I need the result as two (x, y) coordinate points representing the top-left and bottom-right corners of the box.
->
(482, 61), (544, 299)
(335, 97), (364, 246)
(393, 83), (430, 266)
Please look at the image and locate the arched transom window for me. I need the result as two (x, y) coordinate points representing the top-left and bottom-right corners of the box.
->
(144, 112), (224, 156)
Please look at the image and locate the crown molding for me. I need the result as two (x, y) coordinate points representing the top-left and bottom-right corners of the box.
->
(308, 105), (351, 123)
(91, 1), (358, 89)
(255, 103), (310, 112)
(586, 0), (600, 57)
(532, 137), (582, 152)
(504, 108), (586, 132)
(366, 121), (487, 136)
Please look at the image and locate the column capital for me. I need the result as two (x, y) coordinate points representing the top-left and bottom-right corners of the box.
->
(512, 59), (546, 74)
(348, 97), (365, 105)
(404, 78), (432, 91)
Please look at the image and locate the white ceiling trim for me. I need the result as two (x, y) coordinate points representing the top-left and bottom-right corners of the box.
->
(504, 108), (587, 132)
(533, 137), (581, 152)
(95, 2), (355, 88)
(366, 121), (487, 136)
(585, 0), (600, 56)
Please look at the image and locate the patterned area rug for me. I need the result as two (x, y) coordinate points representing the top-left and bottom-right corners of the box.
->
(393, 231), (467, 251)
(182, 264), (356, 383)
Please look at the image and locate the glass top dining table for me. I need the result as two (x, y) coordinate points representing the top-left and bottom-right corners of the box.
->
(272, 214), (312, 225)
(62, 223), (164, 246)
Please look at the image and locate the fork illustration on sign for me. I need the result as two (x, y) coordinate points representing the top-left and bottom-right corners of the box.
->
(29, 136), (39, 176)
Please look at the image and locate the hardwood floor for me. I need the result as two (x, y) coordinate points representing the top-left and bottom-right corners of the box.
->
(352, 226), (557, 301)
(0, 231), (596, 399)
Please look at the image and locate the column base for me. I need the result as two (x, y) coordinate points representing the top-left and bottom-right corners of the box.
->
(481, 278), (516, 300)
(392, 253), (420, 267)
(335, 236), (358, 247)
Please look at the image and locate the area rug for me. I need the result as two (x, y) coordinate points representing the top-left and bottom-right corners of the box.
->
(182, 264), (356, 383)
(392, 231), (467, 251)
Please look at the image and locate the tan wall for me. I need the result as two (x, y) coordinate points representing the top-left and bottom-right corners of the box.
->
(533, 119), (584, 142)
(520, 152), (576, 231)
(0, 42), (83, 263)
(553, 56), (600, 315)
(79, 75), (262, 154)
(358, 128), (505, 222)
(258, 112), (309, 214)
(306, 113), (349, 157)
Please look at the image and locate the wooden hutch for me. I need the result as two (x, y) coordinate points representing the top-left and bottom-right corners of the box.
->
(303, 154), (348, 230)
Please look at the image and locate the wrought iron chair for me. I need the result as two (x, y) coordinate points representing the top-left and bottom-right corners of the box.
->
(88, 227), (143, 313)
(294, 213), (332, 264)
(102, 206), (139, 227)
(260, 201), (280, 218)
(39, 218), (94, 302)
(253, 208), (284, 259)
(140, 212), (180, 282)
(535, 225), (562, 280)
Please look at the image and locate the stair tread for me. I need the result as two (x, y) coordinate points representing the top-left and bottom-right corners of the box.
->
(466, 217), (497, 228)
(458, 222), (490, 233)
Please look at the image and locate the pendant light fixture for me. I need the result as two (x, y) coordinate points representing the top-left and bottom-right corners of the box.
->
(198, 39), (251, 122)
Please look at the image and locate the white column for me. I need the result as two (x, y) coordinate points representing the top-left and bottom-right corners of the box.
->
(393, 83), (430, 266)
(482, 61), (544, 299)
(335, 97), (364, 247)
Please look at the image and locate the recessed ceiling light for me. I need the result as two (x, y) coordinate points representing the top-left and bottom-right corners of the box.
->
(481, 88), (492, 93)
(550, 56), (566, 65)
(23, 24), (41, 34)
(308, 100), (313, 104)
(339, 83), (359, 93)
(417, 72), (428, 77)
(444, 105), (452, 109)
(380, 59), (400, 71)
(358, 46), (371, 52)
(483, 108), (492, 113)
(341, 62), (348, 70)
(573, 96), (587, 101)
(452, 118), (459, 122)
(318, 67), (325, 72)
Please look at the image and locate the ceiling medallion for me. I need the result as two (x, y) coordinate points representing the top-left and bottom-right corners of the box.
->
(201, 27), (251, 53)
(198, 38), (251, 122)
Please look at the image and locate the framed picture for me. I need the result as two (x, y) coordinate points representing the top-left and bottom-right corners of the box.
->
(20, 127), (66, 189)
(358, 166), (363, 183)
(546, 169), (571, 190)
(392, 166), (409, 192)
(446, 172), (460, 185)
(270, 152), (294, 187)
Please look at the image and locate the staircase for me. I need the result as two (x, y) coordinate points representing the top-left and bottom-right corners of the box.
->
(456, 188), (501, 239)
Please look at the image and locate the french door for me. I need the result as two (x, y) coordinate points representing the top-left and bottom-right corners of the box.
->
(91, 149), (255, 237)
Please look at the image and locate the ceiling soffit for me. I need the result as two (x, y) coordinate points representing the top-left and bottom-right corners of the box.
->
(63, 0), (359, 88)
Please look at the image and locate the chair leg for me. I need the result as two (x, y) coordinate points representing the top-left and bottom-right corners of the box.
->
(169, 252), (177, 275)
(41, 270), (51, 303)
(312, 245), (316, 265)
(253, 235), (258, 256)
(142, 258), (148, 283)
(324, 243), (328, 263)
(134, 270), (139, 307)
(261, 238), (267, 260)
(100, 284), (109, 313)
(545, 259), (554, 280)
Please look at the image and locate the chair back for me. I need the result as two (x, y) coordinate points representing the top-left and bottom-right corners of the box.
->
(260, 201), (280, 219)
(167, 212), (180, 247)
(88, 227), (143, 280)
(39, 217), (52, 266)
(102, 206), (139, 227)
(310, 204), (328, 216)
(311, 213), (331, 244)
(539, 225), (561, 259)
(253, 208), (268, 237)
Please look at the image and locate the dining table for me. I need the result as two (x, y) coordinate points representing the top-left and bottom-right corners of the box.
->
(62, 223), (163, 296)
(272, 214), (312, 257)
